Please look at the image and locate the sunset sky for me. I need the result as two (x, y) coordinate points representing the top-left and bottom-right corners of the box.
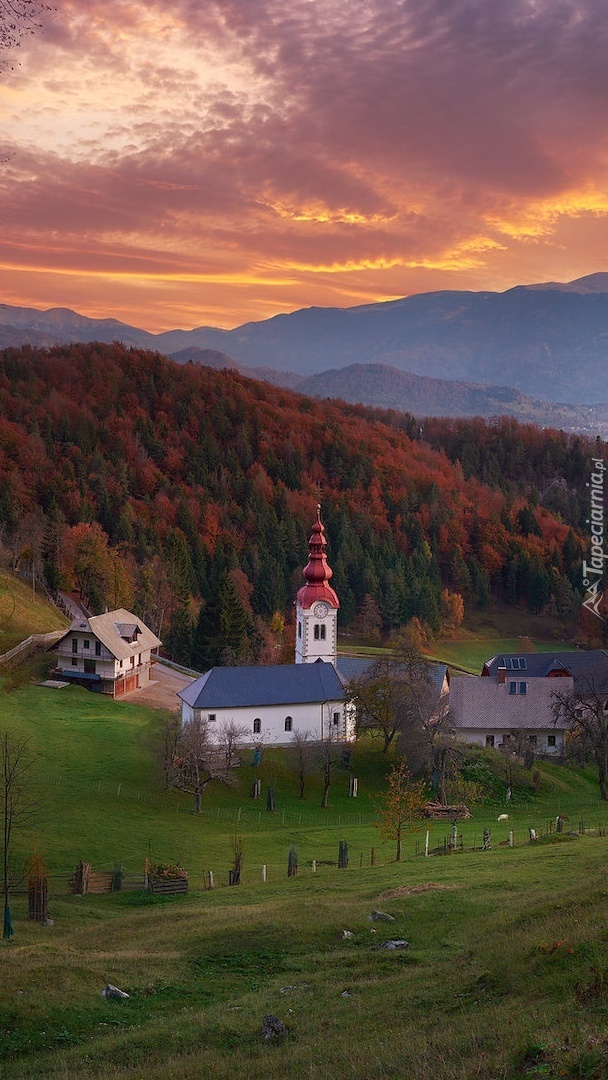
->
(2, 0), (608, 332)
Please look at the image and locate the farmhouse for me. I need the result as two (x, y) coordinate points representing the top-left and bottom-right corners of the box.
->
(451, 650), (608, 757)
(179, 507), (355, 745)
(55, 608), (162, 697)
(450, 671), (573, 757)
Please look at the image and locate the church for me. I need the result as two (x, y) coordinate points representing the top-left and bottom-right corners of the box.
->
(178, 507), (357, 745)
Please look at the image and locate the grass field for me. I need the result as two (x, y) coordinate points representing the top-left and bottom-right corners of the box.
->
(1, 585), (607, 1077)
(3, 655), (608, 1078)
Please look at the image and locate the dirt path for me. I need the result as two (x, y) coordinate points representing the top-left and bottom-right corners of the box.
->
(123, 662), (195, 711)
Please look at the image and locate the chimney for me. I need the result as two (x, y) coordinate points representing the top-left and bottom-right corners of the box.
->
(498, 666), (506, 684)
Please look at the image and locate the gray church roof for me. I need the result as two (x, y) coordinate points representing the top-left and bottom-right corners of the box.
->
(179, 662), (346, 710)
(337, 655), (448, 695)
(336, 656), (376, 682)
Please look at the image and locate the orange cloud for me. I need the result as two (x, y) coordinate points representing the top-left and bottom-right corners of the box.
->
(2, 0), (608, 329)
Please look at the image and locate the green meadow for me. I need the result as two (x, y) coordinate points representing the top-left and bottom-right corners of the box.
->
(2, 653), (608, 1078)
(1, 582), (607, 1079)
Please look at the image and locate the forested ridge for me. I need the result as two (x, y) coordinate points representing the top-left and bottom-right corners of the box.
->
(0, 343), (597, 665)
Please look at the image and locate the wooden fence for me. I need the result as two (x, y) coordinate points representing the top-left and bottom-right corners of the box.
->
(147, 878), (189, 897)
(0, 630), (65, 668)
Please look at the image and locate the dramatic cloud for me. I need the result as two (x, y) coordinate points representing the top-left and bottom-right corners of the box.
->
(1, 0), (608, 329)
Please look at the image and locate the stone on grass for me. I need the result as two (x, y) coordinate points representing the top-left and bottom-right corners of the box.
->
(261, 1014), (288, 1040)
(101, 984), (130, 1000)
(373, 939), (409, 951)
(341, 930), (354, 939)
(369, 909), (395, 922)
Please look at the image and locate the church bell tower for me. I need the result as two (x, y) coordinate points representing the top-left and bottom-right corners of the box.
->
(295, 506), (339, 664)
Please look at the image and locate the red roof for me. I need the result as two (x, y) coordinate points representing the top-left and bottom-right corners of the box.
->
(297, 506), (339, 610)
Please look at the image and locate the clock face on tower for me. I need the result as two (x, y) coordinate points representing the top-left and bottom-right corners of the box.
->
(313, 602), (329, 618)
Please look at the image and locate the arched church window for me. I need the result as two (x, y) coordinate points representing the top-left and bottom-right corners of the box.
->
(284, 716), (293, 732)
(253, 718), (261, 734)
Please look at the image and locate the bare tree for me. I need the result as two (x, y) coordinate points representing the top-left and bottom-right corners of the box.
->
(552, 683), (608, 801)
(287, 729), (314, 799)
(1, 1), (53, 64)
(161, 713), (181, 788)
(316, 732), (344, 809)
(2, 730), (37, 939)
(169, 717), (235, 812)
(218, 720), (249, 771)
(350, 636), (436, 753)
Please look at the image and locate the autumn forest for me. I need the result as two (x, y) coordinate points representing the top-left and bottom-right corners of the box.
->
(0, 343), (597, 666)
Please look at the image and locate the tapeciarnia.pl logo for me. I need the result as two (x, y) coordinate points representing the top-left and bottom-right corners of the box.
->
(582, 458), (606, 620)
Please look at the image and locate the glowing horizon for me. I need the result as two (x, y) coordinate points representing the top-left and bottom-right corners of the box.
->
(2, 0), (608, 332)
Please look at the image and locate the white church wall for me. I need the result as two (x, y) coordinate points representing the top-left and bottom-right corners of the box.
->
(181, 698), (353, 745)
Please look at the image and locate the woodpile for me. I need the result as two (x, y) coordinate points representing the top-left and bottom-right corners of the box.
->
(423, 802), (471, 820)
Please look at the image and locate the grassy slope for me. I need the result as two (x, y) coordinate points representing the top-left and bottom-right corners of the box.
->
(0, 571), (68, 654)
(428, 603), (580, 673)
(3, 644), (608, 1077)
(3, 838), (608, 1079)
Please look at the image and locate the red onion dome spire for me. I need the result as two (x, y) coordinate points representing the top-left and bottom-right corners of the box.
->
(296, 505), (339, 609)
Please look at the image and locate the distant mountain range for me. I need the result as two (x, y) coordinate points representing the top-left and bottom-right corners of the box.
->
(3, 272), (608, 430)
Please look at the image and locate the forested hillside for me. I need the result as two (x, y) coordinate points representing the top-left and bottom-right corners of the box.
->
(0, 343), (596, 665)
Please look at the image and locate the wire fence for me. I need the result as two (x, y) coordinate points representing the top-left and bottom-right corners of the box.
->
(38, 771), (376, 829)
(10, 814), (608, 908)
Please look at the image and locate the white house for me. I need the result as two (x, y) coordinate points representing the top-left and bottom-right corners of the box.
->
(178, 507), (356, 745)
(450, 649), (608, 758)
(55, 608), (162, 697)
(450, 669), (573, 757)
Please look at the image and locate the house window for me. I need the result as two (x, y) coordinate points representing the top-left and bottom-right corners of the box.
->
(208, 713), (216, 723)
(508, 681), (517, 695)
(130, 656), (135, 666)
(313, 624), (326, 641)
(72, 638), (78, 653)
(284, 716), (293, 732)
(333, 711), (340, 726)
(71, 657), (78, 667)
(83, 639), (90, 650)
(84, 659), (95, 675)
(253, 718), (261, 734)
(548, 734), (556, 747)
(528, 734), (537, 745)
(486, 735), (495, 748)
(519, 682), (527, 695)
(95, 640), (101, 656)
